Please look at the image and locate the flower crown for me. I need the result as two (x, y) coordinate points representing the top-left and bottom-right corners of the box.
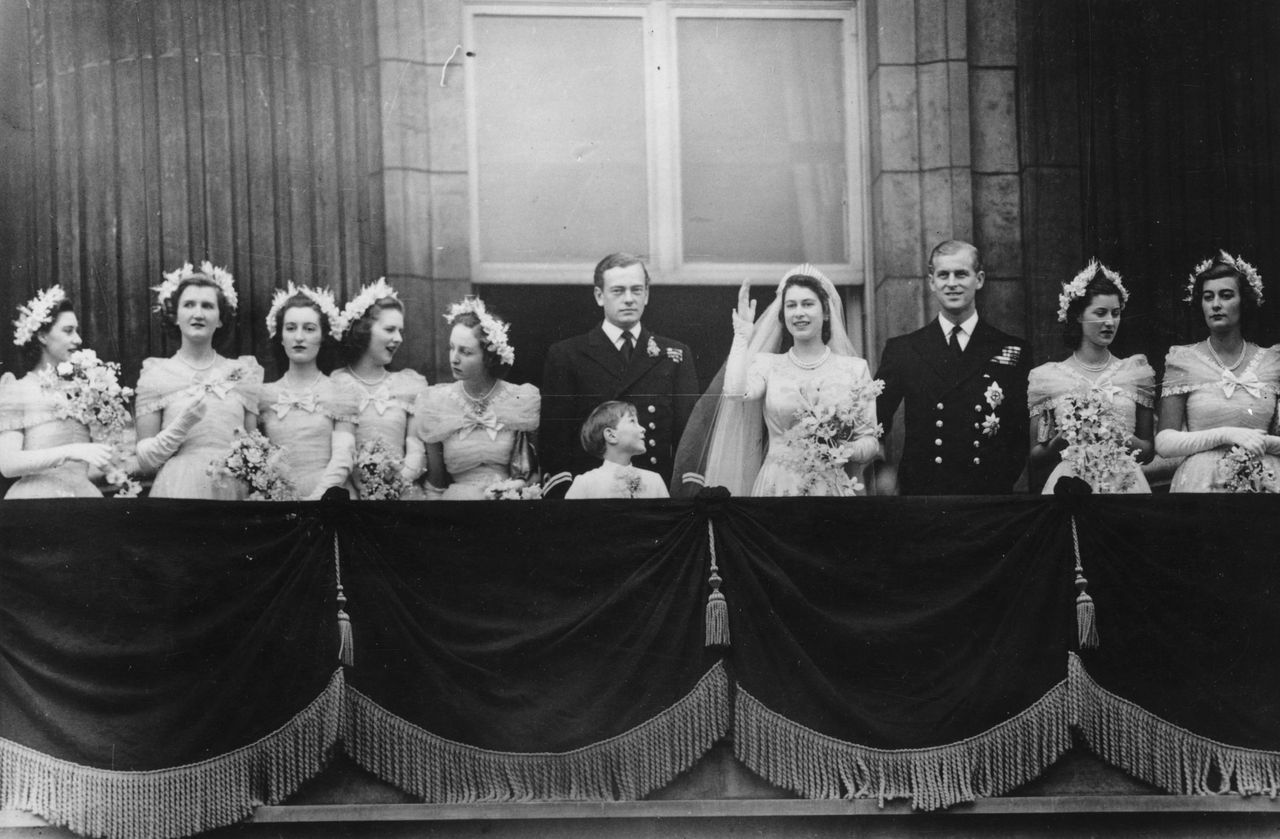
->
(12, 285), (67, 346)
(154, 261), (239, 313)
(265, 283), (342, 338)
(333, 278), (398, 341)
(1056, 259), (1129, 323)
(443, 296), (515, 367)
(1183, 250), (1264, 306)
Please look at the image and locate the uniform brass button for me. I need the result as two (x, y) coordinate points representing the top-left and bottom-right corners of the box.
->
(936, 402), (944, 410)
(934, 438), (942, 446)
(650, 457), (658, 464)
(973, 440), (980, 448)
(648, 423), (656, 430)
(974, 404), (982, 412)
(934, 456), (943, 464)
(973, 457), (981, 465)
(973, 422), (980, 430)
(648, 406), (656, 413)
(935, 420), (943, 428)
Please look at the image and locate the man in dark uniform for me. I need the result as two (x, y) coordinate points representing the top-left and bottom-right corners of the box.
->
(541, 253), (699, 496)
(875, 240), (1030, 495)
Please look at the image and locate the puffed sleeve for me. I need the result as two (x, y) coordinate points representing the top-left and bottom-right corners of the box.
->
(325, 378), (361, 424)
(1160, 345), (1198, 397)
(412, 384), (455, 444)
(392, 369), (429, 414)
(133, 357), (167, 418)
(0, 372), (23, 433)
(498, 382), (541, 432)
(233, 356), (265, 415)
(1117, 354), (1156, 409)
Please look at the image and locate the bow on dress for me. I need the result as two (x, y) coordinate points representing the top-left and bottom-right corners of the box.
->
(457, 405), (504, 441)
(272, 391), (319, 418)
(1219, 368), (1263, 399)
(358, 385), (395, 415)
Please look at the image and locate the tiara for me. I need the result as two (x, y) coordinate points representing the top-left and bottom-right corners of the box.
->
(1183, 250), (1264, 306)
(265, 283), (342, 338)
(12, 285), (67, 346)
(154, 261), (239, 313)
(1056, 259), (1129, 323)
(443, 296), (515, 367)
(333, 278), (398, 341)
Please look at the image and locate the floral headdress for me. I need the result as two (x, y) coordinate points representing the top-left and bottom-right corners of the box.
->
(333, 278), (398, 341)
(443, 296), (515, 367)
(12, 285), (67, 346)
(1056, 259), (1129, 323)
(154, 261), (239, 313)
(1183, 250), (1264, 306)
(264, 283), (342, 338)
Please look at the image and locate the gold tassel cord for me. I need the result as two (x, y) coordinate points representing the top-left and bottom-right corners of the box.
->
(0, 669), (344, 839)
(704, 520), (729, 647)
(333, 532), (354, 667)
(1071, 515), (1098, 650)
(342, 663), (730, 803)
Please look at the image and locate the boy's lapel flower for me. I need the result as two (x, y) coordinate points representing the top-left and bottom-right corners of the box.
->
(984, 381), (1004, 409)
(647, 336), (660, 358)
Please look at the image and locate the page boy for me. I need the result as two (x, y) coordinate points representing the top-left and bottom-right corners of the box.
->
(564, 401), (670, 500)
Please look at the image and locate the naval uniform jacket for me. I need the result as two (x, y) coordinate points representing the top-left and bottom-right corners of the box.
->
(875, 318), (1030, 495)
(541, 326), (699, 492)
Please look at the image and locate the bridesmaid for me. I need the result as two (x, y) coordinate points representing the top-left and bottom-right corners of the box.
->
(330, 279), (428, 499)
(1156, 252), (1280, 492)
(0, 286), (114, 497)
(1027, 260), (1155, 493)
(134, 262), (263, 499)
(259, 284), (358, 500)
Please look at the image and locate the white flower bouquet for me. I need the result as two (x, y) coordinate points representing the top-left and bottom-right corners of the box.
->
(776, 378), (885, 496)
(42, 349), (133, 435)
(209, 427), (297, 501)
(1214, 445), (1280, 493)
(1055, 392), (1139, 493)
(482, 477), (542, 500)
(353, 438), (408, 500)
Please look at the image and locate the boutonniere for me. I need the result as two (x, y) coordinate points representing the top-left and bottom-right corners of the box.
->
(991, 345), (1022, 366)
(647, 336), (660, 358)
(984, 381), (1004, 409)
(981, 414), (1001, 438)
(665, 347), (683, 363)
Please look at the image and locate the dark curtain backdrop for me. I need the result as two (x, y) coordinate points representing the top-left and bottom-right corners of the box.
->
(0, 0), (384, 385)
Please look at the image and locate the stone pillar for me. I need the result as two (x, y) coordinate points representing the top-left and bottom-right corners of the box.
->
(375, 0), (470, 381)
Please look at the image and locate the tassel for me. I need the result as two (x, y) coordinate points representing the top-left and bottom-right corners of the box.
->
(334, 533), (355, 666)
(1070, 516), (1099, 650)
(705, 521), (730, 647)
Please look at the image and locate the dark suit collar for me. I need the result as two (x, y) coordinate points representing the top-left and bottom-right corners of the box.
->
(908, 317), (1003, 390)
(616, 327), (662, 395)
(583, 325), (662, 394)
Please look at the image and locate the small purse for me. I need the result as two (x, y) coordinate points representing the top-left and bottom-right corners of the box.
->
(509, 431), (538, 481)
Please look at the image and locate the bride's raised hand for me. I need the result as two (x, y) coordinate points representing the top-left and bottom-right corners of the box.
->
(731, 279), (757, 339)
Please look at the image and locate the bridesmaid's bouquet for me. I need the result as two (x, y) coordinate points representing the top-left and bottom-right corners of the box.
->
(778, 378), (885, 496)
(1214, 445), (1280, 493)
(353, 438), (408, 500)
(209, 428), (297, 501)
(42, 349), (133, 435)
(482, 478), (543, 500)
(1056, 392), (1139, 493)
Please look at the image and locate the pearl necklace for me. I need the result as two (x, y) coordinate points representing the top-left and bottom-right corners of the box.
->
(461, 379), (500, 405)
(788, 347), (830, 370)
(1071, 351), (1112, 373)
(175, 353), (216, 372)
(1207, 339), (1246, 372)
(347, 367), (388, 388)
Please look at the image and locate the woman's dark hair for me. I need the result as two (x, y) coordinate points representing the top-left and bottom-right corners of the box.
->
(161, 275), (235, 348)
(447, 310), (512, 380)
(339, 297), (404, 366)
(1063, 273), (1126, 349)
(271, 293), (338, 375)
(20, 299), (76, 372)
(1191, 258), (1260, 337)
(776, 274), (832, 345)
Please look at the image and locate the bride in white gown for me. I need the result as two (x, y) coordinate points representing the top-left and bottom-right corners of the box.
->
(677, 265), (880, 497)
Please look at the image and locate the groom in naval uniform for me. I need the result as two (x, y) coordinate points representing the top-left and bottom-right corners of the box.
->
(541, 253), (699, 496)
(875, 240), (1030, 495)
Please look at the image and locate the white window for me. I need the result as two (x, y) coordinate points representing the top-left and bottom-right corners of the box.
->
(465, 1), (868, 286)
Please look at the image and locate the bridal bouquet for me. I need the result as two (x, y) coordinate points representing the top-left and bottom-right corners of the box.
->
(776, 378), (885, 496)
(1214, 445), (1280, 493)
(42, 349), (133, 435)
(209, 428), (297, 501)
(482, 477), (542, 500)
(354, 438), (408, 500)
(1055, 392), (1139, 493)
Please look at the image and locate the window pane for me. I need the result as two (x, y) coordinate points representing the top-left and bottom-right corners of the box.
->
(678, 18), (848, 264)
(474, 16), (649, 263)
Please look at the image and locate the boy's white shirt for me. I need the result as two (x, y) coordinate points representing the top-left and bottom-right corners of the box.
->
(564, 458), (669, 500)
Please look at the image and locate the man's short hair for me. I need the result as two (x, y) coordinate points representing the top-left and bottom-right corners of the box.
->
(580, 400), (637, 458)
(593, 253), (651, 289)
(927, 240), (983, 275)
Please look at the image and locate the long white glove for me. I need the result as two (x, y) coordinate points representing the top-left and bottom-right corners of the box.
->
(136, 400), (207, 472)
(307, 429), (356, 500)
(0, 441), (113, 478)
(1155, 427), (1263, 458)
(400, 435), (427, 485)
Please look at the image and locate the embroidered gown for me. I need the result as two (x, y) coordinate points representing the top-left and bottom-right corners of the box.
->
(739, 353), (880, 497)
(330, 367), (428, 499)
(0, 372), (101, 498)
(1161, 343), (1280, 493)
(135, 355), (263, 500)
(414, 380), (541, 500)
(1027, 355), (1156, 494)
(258, 376), (360, 499)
